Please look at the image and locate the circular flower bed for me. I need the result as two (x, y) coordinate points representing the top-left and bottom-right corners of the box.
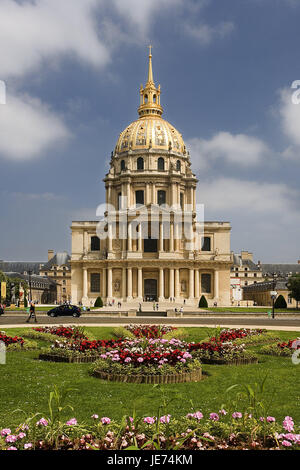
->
(91, 337), (202, 382)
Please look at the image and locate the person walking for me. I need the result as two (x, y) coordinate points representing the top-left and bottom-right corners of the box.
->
(26, 302), (37, 323)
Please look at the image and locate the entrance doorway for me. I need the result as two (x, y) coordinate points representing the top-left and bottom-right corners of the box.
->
(144, 279), (158, 301)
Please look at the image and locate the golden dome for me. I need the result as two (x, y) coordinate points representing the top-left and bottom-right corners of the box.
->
(115, 116), (186, 154)
(115, 47), (186, 156)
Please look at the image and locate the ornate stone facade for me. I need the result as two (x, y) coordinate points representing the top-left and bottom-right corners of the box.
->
(71, 49), (232, 307)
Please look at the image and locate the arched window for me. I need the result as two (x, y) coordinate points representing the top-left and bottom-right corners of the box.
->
(137, 157), (144, 170)
(176, 160), (181, 171)
(91, 236), (100, 251)
(145, 94), (148, 104)
(121, 160), (125, 171)
(158, 157), (165, 171)
(153, 94), (156, 103)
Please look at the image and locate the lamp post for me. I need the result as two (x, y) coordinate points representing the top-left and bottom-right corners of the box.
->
(270, 272), (277, 320)
(28, 270), (33, 304)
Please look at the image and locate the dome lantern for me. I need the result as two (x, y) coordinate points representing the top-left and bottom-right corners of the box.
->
(138, 46), (163, 118)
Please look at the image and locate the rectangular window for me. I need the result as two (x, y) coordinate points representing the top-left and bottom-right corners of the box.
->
(91, 236), (100, 251)
(201, 237), (211, 252)
(201, 273), (211, 293)
(157, 190), (166, 206)
(180, 193), (184, 209)
(90, 273), (100, 293)
(135, 190), (144, 206)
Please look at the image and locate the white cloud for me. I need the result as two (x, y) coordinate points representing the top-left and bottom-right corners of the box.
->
(183, 21), (234, 45)
(188, 132), (269, 171)
(197, 177), (297, 213)
(0, 92), (70, 160)
(279, 87), (300, 160)
(0, 0), (110, 79)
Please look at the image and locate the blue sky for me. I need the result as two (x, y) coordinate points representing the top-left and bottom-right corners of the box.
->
(0, 0), (300, 263)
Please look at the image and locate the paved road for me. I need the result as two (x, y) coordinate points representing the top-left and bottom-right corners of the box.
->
(1, 313), (300, 330)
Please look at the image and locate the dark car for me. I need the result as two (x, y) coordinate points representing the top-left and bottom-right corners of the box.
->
(47, 305), (81, 318)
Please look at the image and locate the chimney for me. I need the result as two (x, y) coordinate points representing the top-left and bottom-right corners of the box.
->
(48, 250), (54, 261)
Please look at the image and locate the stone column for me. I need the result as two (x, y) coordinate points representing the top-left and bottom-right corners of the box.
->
(138, 268), (143, 300)
(159, 222), (164, 252)
(138, 224), (142, 252)
(214, 270), (219, 300)
(127, 268), (132, 300)
(169, 268), (174, 300)
(189, 268), (194, 300)
(82, 268), (88, 303)
(195, 269), (200, 299)
(128, 222), (132, 252)
(102, 268), (106, 298)
(107, 268), (113, 299)
(175, 269), (180, 299)
(170, 222), (174, 252)
(159, 268), (164, 301)
(122, 268), (126, 300)
(108, 223), (113, 252)
(152, 183), (156, 204)
(83, 231), (89, 254)
(127, 183), (131, 208)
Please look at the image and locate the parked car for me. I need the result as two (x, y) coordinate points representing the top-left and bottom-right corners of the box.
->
(47, 305), (81, 318)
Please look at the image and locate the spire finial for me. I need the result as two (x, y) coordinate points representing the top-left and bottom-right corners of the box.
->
(147, 44), (154, 84)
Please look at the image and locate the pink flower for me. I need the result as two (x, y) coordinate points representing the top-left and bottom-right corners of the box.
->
(219, 409), (227, 416)
(267, 416), (275, 423)
(17, 432), (26, 440)
(143, 417), (156, 424)
(66, 418), (77, 426)
(24, 443), (33, 449)
(6, 435), (17, 443)
(137, 357), (144, 363)
(1, 428), (11, 437)
(124, 357), (131, 363)
(91, 414), (99, 420)
(232, 412), (242, 419)
(7, 446), (17, 451)
(209, 413), (220, 422)
(283, 416), (294, 432)
(281, 440), (292, 447)
(101, 417), (111, 425)
(160, 415), (171, 424)
(259, 417), (265, 422)
(36, 418), (48, 427)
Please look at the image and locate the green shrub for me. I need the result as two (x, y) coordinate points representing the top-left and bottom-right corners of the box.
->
(94, 297), (103, 308)
(274, 295), (287, 309)
(112, 326), (136, 340)
(7, 339), (38, 351)
(199, 295), (208, 308)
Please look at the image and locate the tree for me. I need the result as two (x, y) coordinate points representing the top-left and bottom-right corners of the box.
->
(198, 295), (208, 308)
(287, 274), (300, 310)
(274, 294), (287, 309)
(94, 296), (103, 308)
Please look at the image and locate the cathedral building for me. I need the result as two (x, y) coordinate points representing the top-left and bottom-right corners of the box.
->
(71, 50), (232, 308)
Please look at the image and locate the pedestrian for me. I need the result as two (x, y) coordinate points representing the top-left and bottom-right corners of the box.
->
(26, 302), (37, 323)
(156, 303), (159, 311)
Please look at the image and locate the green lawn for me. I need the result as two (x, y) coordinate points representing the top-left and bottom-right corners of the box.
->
(205, 307), (300, 313)
(0, 327), (299, 428)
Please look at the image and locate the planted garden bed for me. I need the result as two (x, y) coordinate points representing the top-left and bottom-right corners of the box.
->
(93, 368), (202, 383)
